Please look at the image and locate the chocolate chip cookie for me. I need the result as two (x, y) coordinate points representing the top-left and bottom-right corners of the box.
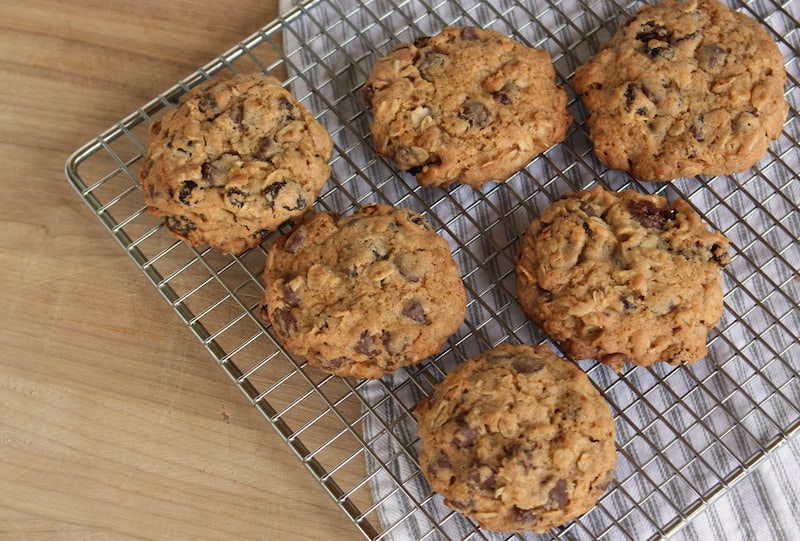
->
(139, 72), (333, 253)
(415, 343), (616, 533)
(362, 26), (572, 189)
(515, 185), (730, 371)
(260, 203), (467, 379)
(574, 0), (787, 181)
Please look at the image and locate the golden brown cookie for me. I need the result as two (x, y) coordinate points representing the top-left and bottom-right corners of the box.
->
(260, 203), (467, 379)
(515, 185), (730, 371)
(363, 26), (572, 189)
(139, 72), (333, 253)
(415, 343), (616, 533)
(574, 0), (787, 181)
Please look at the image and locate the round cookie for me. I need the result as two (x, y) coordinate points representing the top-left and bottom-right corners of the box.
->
(574, 0), (787, 181)
(415, 343), (616, 533)
(515, 185), (730, 371)
(362, 26), (572, 189)
(260, 203), (467, 379)
(139, 72), (333, 253)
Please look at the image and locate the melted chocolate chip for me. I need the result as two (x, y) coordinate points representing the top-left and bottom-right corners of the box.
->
(417, 47), (447, 81)
(284, 230), (306, 253)
(467, 468), (496, 491)
(580, 202), (598, 218)
(627, 199), (674, 229)
(402, 300), (427, 323)
(233, 104), (245, 131)
(458, 100), (491, 129)
(697, 44), (727, 70)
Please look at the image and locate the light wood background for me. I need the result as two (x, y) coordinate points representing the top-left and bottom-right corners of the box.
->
(1, 1), (364, 539)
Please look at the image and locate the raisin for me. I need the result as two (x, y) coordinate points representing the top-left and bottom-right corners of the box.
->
(232, 104), (245, 131)
(226, 188), (247, 208)
(621, 295), (636, 312)
(165, 215), (196, 234)
(491, 91), (510, 104)
(624, 83), (637, 110)
(458, 100), (491, 129)
(263, 181), (287, 207)
(178, 180), (197, 205)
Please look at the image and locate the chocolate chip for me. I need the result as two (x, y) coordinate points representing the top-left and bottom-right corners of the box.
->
(233, 104), (245, 131)
(711, 243), (729, 265)
(165, 215), (196, 234)
(417, 47), (447, 81)
(467, 468), (496, 491)
(178, 180), (197, 205)
(512, 358), (545, 374)
(282, 285), (300, 307)
(512, 506), (538, 524)
(273, 308), (297, 335)
(697, 44), (727, 70)
(402, 300), (427, 323)
(641, 85), (661, 104)
(460, 27), (479, 41)
(453, 421), (477, 449)
(254, 136), (279, 161)
(278, 97), (296, 121)
(355, 330), (379, 356)
(635, 21), (670, 44)
(548, 479), (569, 509)
(458, 100), (491, 129)
(413, 35), (431, 48)
(627, 199), (674, 229)
(284, 230), (305, 253)
(198, 92), (217, 114)
(580, 202), (598, 217)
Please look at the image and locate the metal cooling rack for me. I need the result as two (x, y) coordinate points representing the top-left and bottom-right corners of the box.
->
(65, 0), (800, 539)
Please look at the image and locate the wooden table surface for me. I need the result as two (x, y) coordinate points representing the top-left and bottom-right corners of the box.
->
(1, 1), (362, 539)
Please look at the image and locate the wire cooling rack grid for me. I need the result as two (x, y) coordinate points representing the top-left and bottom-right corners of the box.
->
(66, 0), (799, 539)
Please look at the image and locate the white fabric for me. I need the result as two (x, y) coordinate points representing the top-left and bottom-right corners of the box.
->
(277, 1), (800, 539)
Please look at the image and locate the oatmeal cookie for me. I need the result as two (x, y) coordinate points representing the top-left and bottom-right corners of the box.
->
(363, 26), (572, 189)
(515, 185), (730, 371)
(415, 343), (616, 533)
(139, 72), (333, 253)
(260, 203), (467, 379)
(574, 0), (787, 181)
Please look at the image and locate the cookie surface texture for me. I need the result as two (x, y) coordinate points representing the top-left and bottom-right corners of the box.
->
(574, 0), (787, 181)
(515, 185), (730, 371)
(363, 26), (572, 189)
(260, 203), (467, 379)
(139, 72), (333, 253)
(415, 343), (616, 533)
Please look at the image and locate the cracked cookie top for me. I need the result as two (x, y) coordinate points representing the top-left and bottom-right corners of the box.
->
(574, 0), (787, 181)
(363, 26), (572, 189)
(260, 203), (467, 379)
(415, 343), (616, 533)
(515, 185), (730, 371)
(139, 72), (333, 253)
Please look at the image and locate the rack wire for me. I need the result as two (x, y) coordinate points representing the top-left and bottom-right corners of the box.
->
(65, 0), (799, 539)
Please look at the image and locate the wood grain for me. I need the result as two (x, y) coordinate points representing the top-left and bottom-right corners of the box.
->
(0, 1), (364, 539)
